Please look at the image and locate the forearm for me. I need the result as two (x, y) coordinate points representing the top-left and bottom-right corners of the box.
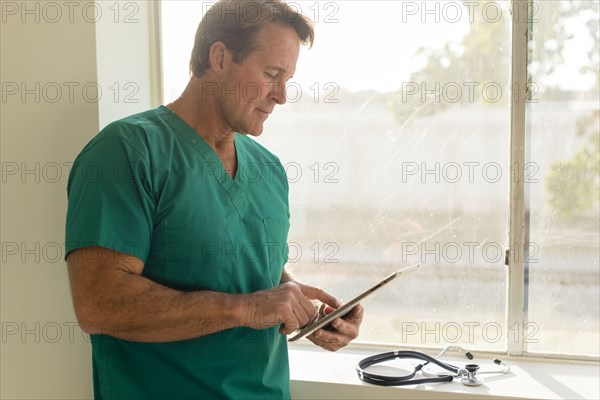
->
(67, 247), (251, 342)
(68, 248), (325, 342)
(79, 273), (247, 342)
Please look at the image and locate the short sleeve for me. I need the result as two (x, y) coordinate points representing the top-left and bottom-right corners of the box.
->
(65, 134), (154, 262)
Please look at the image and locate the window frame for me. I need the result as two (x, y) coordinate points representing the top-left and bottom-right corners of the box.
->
(508, 0), (528, 358)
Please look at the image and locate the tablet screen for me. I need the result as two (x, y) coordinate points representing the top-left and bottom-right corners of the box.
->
(287, 264), (420, 342)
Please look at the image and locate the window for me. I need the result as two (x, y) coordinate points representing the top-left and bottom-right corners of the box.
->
(525, 0), (599, 357)
(159, 0), (599, 358)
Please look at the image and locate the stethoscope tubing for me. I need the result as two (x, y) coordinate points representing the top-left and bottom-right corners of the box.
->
(356, 350), (460, 386)
(356, 348), (511, 387)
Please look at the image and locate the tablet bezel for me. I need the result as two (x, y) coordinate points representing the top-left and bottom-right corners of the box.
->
(287, 263), (420, 342)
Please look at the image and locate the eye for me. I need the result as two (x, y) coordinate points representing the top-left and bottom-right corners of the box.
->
(265, 72), (278, 79)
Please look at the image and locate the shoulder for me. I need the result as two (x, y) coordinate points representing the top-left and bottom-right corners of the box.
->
(77, 107), (173, 161)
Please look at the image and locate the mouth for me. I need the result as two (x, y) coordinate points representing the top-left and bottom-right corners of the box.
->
(257, 108), (271, 116)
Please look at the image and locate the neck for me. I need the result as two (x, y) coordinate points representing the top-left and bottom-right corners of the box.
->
(166, 76), (235, 152)
(167, 77), (238, 178)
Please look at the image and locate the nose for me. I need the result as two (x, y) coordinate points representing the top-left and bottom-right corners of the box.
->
(270, 81), (287, 105)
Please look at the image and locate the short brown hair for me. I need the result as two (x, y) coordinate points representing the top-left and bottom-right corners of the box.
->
(189, 0), (314, 77)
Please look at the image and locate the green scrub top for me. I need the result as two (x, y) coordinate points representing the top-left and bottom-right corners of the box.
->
(65, 106), (291, 399)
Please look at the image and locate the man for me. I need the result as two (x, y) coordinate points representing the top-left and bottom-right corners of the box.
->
(65, 0), (363, 398)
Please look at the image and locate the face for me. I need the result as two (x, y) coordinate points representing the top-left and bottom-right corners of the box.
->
(218, 23), (300, 136)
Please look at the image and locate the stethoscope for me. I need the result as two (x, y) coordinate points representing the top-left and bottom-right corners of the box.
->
(356, 346), (511, 387)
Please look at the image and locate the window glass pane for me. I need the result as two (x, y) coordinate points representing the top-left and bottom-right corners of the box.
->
(160, 0), (511, 350)
(526, 0), (600, 357)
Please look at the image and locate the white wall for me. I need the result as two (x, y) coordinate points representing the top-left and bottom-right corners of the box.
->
(0, 1), (155, 397)
(95, 1), (158, 127)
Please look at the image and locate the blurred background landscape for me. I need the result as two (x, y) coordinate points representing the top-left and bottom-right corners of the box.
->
(162, 0), (599, 356)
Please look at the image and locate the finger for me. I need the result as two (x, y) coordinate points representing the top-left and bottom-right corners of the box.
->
(344, 304), (364, 323)
(322, 305), (363, 340)
(301, 285), (341, 308)
(283, 282), (319, 323)
(279, 322), (298, 335)
(280, 313), (303, 335)
(322, 305), (335, 315)
(309, 328), (349, 351)
(307, 305), (364, 350)
(329, 316), (359, 340)
(293, 302), (315, 328)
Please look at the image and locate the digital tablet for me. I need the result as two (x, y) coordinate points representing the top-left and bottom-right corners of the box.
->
(287, 264), (420, 342)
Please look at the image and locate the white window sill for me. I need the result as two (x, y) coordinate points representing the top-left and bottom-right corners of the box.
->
(289, 343), (600, 400)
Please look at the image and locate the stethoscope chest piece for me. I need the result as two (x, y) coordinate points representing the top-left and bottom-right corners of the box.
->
(460, 364), (483, 386)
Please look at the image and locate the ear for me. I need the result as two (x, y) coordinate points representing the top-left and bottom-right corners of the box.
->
(208, 41), (228, 75)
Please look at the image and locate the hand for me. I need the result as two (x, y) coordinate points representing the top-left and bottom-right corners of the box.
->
(307, 303), (364, 352)
(242, 281), (340, 335)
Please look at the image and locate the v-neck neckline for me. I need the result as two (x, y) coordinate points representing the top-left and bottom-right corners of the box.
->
(160, 106), (245, 182)
(160, 106), (248, 217)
